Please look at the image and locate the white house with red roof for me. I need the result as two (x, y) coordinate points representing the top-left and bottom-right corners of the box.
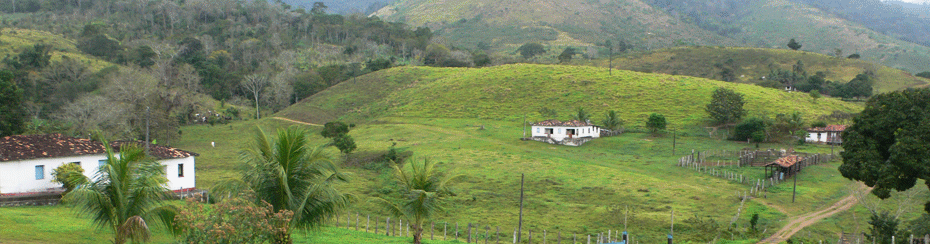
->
(806, 125), (847, 144)
(0, 134), (197, 195)
(530, 119), (602, 146)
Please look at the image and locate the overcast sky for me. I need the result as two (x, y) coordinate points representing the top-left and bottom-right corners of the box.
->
(886, 0), (930, 3)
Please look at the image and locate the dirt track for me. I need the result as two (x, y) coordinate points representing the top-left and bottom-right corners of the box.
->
(757, 184), (866, 243)
(271, 117), (323, 127)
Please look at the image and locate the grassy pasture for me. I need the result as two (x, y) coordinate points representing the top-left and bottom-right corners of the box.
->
(0, 28), (115, 72)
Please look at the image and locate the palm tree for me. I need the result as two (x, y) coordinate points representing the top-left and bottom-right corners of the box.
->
(601, 110), (623, 135)
(218, 126), (350, 243)
(376, 159), (461, 244)
(574, 107), (591, 123)
(64, 143), (176, 244)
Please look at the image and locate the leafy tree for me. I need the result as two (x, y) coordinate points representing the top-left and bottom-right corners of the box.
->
(907, 213), (930, 238)
(333, 133), (357, 155)
(51, 163), (88, 195)
(219, 127), (349, 242)
(810, 89), (821, 102)
(573, 107), (591, 122)
(839, 88), (930, 213)
(376, 159), (461, 244)
(646, 113), (667, 133)
(311, 2), (328, 15)
(731, 117), (768, 142)
(811, 121), (827, 128)
(772, 112), (807, 140)
(848, 53), (861, 59)
(64, 143), (177, 244)
(175, 198), (293, 243)
(705, 87), (745, 125)
(866, 211), (900, 244)
(557, 47), (578, 63)
(917, 72), (930, 79)
(321, 121), (350, 138)
(517, 43), (546, 59)
(842, 73), (874, 99)
(424, 43), (451, 66)
(601, 110), (623, 133)
(472, 52), (491, 67)
(78, 34), (123, 60)
(787, 38), (802, 50)
(477, 41), (491, 50)
(749, 213), (760, 232)
(4, 43), (52, 70)
(0, 70), (25, 137)
(365, 58), (392, 72)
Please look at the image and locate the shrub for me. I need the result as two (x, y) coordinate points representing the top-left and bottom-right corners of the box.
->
(175, 198), (293, 244)
(51, 163), (87, 194)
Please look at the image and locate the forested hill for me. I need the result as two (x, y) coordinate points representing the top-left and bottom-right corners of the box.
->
(374, 0), (930, 73)
(789, 0), (930, 47)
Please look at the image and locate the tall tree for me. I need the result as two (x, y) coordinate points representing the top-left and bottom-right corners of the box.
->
(573, 107), (591, 123)
(787, 38), (802, 51)
(601, 110), (623, 134)
(241, 74), (269, 119)
(376, 159), (461, 244)
(218, 126), (349, 242)
(839, 88), (930, 213)
(64, 143), (177, 244)
(0, 70), (25, 136)
(705, 87), (746, 125)
(558, 47), (578, 63)
(605, 40), (613, 75)
(517, 43), (546, 59)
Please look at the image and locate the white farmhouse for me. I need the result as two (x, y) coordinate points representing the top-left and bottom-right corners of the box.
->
(529, 119), (602, 146)
(0, 134), (197, 196)
(806, 125), (847, 144)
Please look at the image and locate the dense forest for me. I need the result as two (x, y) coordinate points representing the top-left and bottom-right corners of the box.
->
(0, 0), (481, 143)
(789, 0), (930, 47)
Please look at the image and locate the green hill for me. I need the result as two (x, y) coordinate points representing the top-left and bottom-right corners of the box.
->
(277, 64), (861, 128)
(584, 46), (929, 93)
(374, 0), (930, 73)
(0, 28), (114, 71)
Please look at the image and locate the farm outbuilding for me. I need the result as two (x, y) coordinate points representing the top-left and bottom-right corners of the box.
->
(806, 125), (846, 144)
(528, 119), (603, 146)
(764, 155), (805, 180)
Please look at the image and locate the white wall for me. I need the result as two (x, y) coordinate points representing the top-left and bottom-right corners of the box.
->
(0, 154), (106, 194)
(806, 132), (825, 143)
(1, 155), (196, 194)
(531, 126), (600, 141)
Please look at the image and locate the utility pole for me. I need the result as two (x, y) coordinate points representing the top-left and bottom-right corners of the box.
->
(792, 163), (799, 203)
(523, 114), (527, 139)
(145, 106), (151, 155)
(672, 128), (676, 156)
(517, 173), (525, 242)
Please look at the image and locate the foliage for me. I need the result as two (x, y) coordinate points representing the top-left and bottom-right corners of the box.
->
(321, 121), (350, 138)
(517, 43), (546, 59)
(749, 213), (760, 231)
(809, 89), (821, 102)
(771, 112), (807, 141)
(366, 58), (392, 72)
(906, 213), (930, 239)
(787, 38), (802, 51)
(472, 52), (491, 67)
(77, 34), (122, 60)
(705, 87), (746, 125)
(866, 211), (900, 244)
(63, 143), (176, 244)
(847, 53), (861, 59)
(839, 88), (930, 213)
(646, 113), (667, 133)
(811, 121), (827, 128)
(175, 198), (293, 244)
(573, 107), (591, 122)
(0, 70), (25, 136)
(601, 110), (623, 132)
(228, 126), (349, 239)
(539, 108), (558, 118)
(333, 133), (357, 155)
(558, 47), (579, 63)
(375, 159), (461, 244)
(51, 163), (88, 194)
(4, 43), (52, 70)
(731, 117), (769, 142)
(917, 72), (930, 79)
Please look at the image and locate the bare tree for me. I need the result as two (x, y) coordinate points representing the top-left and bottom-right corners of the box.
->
(241, 74), (269, 119)
(850, 184), (926, 218)
(265, 68), (295, 112)
(57, 95), (130, 138)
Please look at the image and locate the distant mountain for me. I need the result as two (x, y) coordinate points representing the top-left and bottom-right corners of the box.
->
(279, 0), (391, 15)
(374, 0), (930, 73)
(791, 0), (930, 47)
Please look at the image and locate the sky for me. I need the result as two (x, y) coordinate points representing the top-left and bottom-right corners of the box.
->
(884, 0), (930, 3)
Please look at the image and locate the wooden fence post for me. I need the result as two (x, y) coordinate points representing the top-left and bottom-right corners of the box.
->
(432, 222), (434, 240)
(497, 226), (501, 244)
(587, 234), (591, 244)
(346, 213), (350, 229)
(366, 215), (370, 233)
(456, 223), (459, 240)
(355, 212), (359, 231)
(467, 223), (471, 243)
(445, 223), (448, 240)
(486, 226), (490, 244)
(375, 216), (379, 234)
(558, 231), (562, 244)
(529, 230), (533, 244)
(386, 217), (390, 236)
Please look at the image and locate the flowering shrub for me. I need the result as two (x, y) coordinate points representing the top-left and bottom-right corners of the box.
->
(175, 198), (294, 244)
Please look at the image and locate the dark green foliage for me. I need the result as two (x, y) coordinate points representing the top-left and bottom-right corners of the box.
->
(311, 2), (328, 15)
(916, 72), (930, 79)
(811, 121), (827, 128)
(731, 117), (768, 142)
(573, 107), (590, 122)
(120, 46), (157, 68)
(601, 110), (623, 132)
(841, 74), (874, 98)
(78, 34), (123, 60)
(907, 213), (930, 238)
(424, 44), (451, 66)
(366, 58), (392, 72)
(866, 212), (900, 244)
(749, 213), (760, 231)
(517, 43), (546, 59)
(646, 113), (667, 133)
(477, 41), (491, 50)
(333, 134), (357, 155)
(810, 89), (821, 101)
(4, 43), (51, 70)
(321, 122), (350, 138)
(558, 47), (579, 63)
(705, 88), (745, 125)
(0, 70), (24, 136)
(839, 88), (930, 213)
(847, 53), (861, 59)
(472, 52), (491, 67)
(292, 72), (327, 100)
(787, 38), (802, 50)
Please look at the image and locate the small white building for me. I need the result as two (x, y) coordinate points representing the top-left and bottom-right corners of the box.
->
(530, 119), (602, 146)
(0, 134), (197, 196)
(806, 125), (847, 144)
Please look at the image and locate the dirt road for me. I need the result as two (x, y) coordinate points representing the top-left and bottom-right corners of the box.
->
(271, 117), (323, 126)
(757, 185), (866, 243)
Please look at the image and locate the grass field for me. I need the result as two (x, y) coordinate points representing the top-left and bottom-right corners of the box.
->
(583, 46), (929, 93)
(0, 28), (115, 72)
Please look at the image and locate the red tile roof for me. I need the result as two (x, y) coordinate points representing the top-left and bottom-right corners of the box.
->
(807, 124), (847, 132)
(0, 134), (197, 162)
(768, 155), (803, 168)
(532, 119), (593, 127)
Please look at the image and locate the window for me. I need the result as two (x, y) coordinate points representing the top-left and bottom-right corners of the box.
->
(178, 164), (184, 177)
(98, 159), (108, 168)
(72, 162), (80, 166)
(35, 165), (45, 180)
(536, 128), (540, 133)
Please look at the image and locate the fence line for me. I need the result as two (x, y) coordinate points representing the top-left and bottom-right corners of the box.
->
(676, 149), (835, 198)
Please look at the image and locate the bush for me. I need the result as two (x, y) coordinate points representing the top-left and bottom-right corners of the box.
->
(646, 113), (667, 133)
(175, 198), (293, 244)
(321, 121), (350, 138)
(731, 117), (768, 142)
(917, 72), (930, 79)
(51, 163), (88, 194)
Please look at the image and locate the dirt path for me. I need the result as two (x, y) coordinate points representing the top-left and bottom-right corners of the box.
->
(271, 117), (323, 127)
(757, 185), (867, 243)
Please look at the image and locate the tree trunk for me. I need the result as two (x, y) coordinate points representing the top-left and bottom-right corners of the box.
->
(413, 224), (423, 244)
